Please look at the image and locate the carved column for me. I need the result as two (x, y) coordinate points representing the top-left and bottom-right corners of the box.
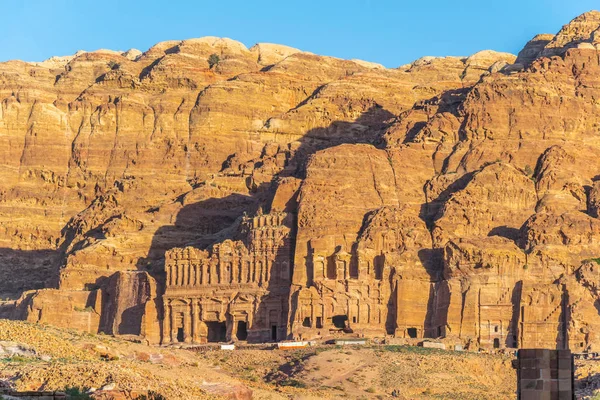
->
(231, 315), (238, 340)
(183, 262), (189, 286)
(191, 301), (198, 343)
(346, 298), (351, 325)
(170, 304), (176, 343)
(184, 303), (191, 343)
(265, 257), (271, 283)
(261, 253), (268, 283)
(239, 260), (245, 284)
(209, 262), (217, 285)
(231, 259), (237, 284)
(257, 261), (263, 284)
(163, 301), (171, 344)
(215, 261), (220, 285)
(202, 261), (208, 285)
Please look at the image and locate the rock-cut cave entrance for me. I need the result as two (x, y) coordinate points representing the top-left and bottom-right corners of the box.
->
(236, 321), (248, 341)
(175, 312), (185, 342)
(332, 315), (348, 329)
(207, 321), (227, 342)
(271, 325), (277, 341)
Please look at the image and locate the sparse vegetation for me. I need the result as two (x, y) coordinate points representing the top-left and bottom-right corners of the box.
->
(83, 283), (99, 291)
(380, 345), (448, 356)
(64, 387), (92, 399)
(73, 306), (95, 313)
(0, 320), (520, 399)
(134, 391), (166, 400)
(208, 53), (220, 69)
(1, 355), (33, 363)
(279, 378), (307, 388)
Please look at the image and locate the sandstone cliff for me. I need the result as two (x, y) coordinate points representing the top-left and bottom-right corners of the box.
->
(2, 12), (600, 351)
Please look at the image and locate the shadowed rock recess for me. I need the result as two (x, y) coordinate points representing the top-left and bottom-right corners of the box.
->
(4, 13), (600, 350)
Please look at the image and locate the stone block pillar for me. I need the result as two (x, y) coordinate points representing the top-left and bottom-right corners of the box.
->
(515, 349), (574, 400)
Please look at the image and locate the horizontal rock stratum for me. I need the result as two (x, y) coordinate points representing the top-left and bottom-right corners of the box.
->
(2, 12), (600, 350)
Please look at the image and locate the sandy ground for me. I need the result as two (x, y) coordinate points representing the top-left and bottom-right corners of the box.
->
(12, 320), (600, 399)
(197, 345), (516, 399)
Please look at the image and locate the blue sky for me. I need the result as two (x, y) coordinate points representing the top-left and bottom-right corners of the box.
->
(0, 0), (598, 68)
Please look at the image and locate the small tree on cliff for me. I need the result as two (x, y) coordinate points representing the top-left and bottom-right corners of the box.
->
(208, 53), (220, 69)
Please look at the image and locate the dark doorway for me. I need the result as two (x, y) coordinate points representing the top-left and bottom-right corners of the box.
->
(327, 257), (336, 279)
(236, 321), (248, 341)
(302, 317), (311, 327)
(374, 255), (384, 280)
(316, 317), (323, 328)
(271, 325), (277, 341)
(207, 321), (227, 342)
(175, 312), (184, 342)
(407, 328), (418, 339)
(493, 338), (500, 349)
(332, 315), (348, 329)
(349, 258), (358, 279)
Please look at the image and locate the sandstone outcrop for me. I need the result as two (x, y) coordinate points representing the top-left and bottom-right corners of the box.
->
(3, 12), (600, 351)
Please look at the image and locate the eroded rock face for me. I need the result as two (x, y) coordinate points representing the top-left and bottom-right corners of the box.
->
(4, 12), (600, 350)
(432, 163), (537, 246)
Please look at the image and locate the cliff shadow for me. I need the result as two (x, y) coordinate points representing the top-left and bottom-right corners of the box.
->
(138, 192), (258, 281)
(248, 221), (296, 343)
(0, 248), (59, 300)
(402, 87), (470, 144)
(225, 104), (396, 184)
(133, 105), (397, 342)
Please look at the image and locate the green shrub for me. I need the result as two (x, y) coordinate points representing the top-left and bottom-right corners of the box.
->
(74, 306), (94, 313)
(208, 53), (220, 69)
(2, 355), (33, 363)
(134, 391), (166, 400)
(590, 392), (600, 400)
(64, 387), (92, 399)
(279, 379), (307, 388)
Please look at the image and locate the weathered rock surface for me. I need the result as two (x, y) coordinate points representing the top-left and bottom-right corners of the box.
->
(3, 12), (600, 351)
